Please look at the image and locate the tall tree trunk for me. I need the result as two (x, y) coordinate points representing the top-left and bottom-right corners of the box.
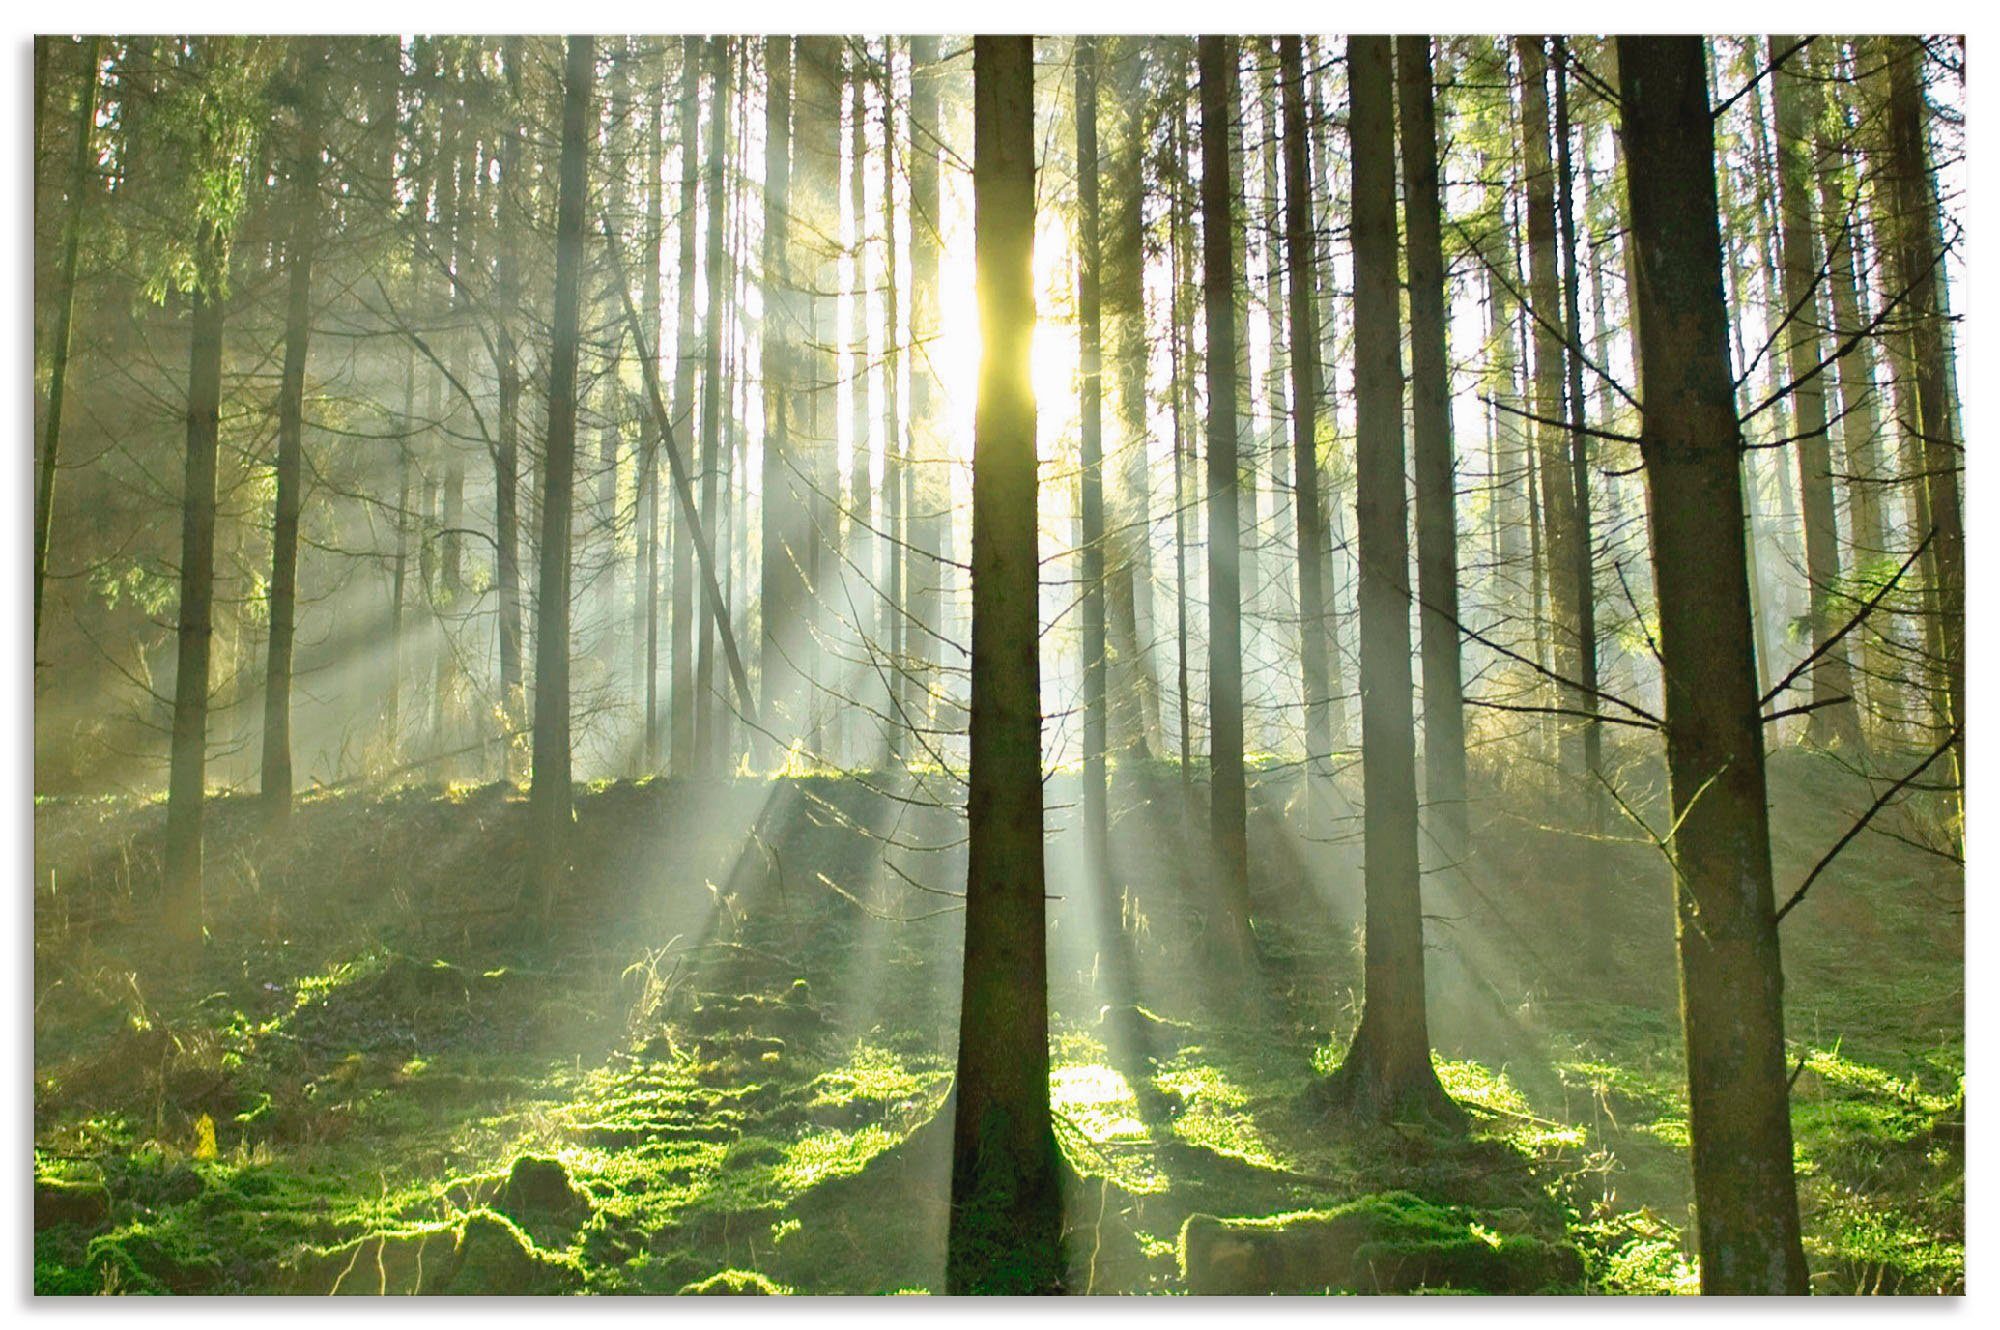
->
(695, 37), (730, 774)
(905, 36), (944, 755)
(947, 33), (1062, 1297)
(670, 37), (702, 775)
(1076, 37), (1109, 886)
(1170, 68), (1196, 802)
(1813, 62), (1890, 734)
(758, 36), (801, 768)
(1616, 35), (1809, 1295)
(1198, 35), (1252, 951)
(1516, 37), (1585, 768)
(879, 39), (906, 766)
(34, 35), (99, 655)
(164, 216), (227, 954)
(1397, 36), (1469, 861)
(1882, 35), (1964, 807)
(531, 34), (593, 919)
(795, 36), (845, 762)
(1102, 39), (1161, 757)
(1553, 41), (1606, 809)
(261, 40), (325, 823)
(846, 49), (876, 757)
(1279, 36), (1332, 792)
(494, 37), (526, 782)
(1773, 36), (1864, 752)
(1324, 36), (1457, 1124)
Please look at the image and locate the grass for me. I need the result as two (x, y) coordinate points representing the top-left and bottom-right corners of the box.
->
(31, 739), (1961, 1294)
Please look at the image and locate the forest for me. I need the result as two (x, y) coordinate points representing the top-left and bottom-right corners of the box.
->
(30, 32), (1965, 1296)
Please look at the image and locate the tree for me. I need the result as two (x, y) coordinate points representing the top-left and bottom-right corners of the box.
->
(493, 36), (528, 781)
(1197, 35), (1251, 950)
(1772, 36), (1864, 752)
(1396, 35), (1469, 861)
(1076, 36), (1110, 892)
(759, 35), (803, 768)
(1881, 36), (1965, 807)
(946, 33), (1062, 1297)
(1278, 36), (1332, 798)
(670, 36), (702, 775)
(1515, 37), (1589, 773)
(1616, 34), (1808, 1294)
(163, 38), (261, 954)
(905, 36), (946, 755)
(530, 34), (594, 920)
(260, 39), (327, 823)
(1323, 35), (1457, 1125)
(34, 36), (100, 655)
(696, 37), (731, 774)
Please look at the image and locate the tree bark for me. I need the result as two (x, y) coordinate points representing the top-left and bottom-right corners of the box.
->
(1198, 36), (1252, 946)
(1326, 35), (1456, 1125)
(34, 36), (99, 656)
(695, 37), (731, 774)
(669, 37), (702, 775)
(1616, 35), (1809, 1295)
(530, 34), (593, 920)
(1516, 37), (1585, 768)
(1278, 37), (1332, 796)
(1882, 35), (1964, 807)
(1773, 36), (1864, 752)
(261, 40), (325, 823)
(946, 34), (1062, 1297)
(1076, 37), (1109, 887)
(1397, 36), (1469, 862)
(164, 214), (227, 954)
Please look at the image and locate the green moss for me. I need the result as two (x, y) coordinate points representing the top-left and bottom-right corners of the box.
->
(678, 1268), (790, 1295)
(440, 1209), (582, 1295)
(1178, 1192), (1583, 1295)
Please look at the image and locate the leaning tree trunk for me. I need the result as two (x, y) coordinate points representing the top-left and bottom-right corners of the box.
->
(1616, 34), (1809, 1296)
(261, 40), (325, 824)
(1197, 35), (1252, 953)
(530, 34), (593, 921)
(1397, 36), (1469, 863)
(34, 35), (99, 655)
(1324, 35), (1458, 1126)
(946, 33), (1063, 1297)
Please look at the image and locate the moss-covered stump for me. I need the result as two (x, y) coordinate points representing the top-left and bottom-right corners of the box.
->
(678, 1268), (791, 1295)
(1178, 1192), (1583, 1295)
(500, 1154), (589, 1220)
(439, 1210), (582, 1295)
(35, 1177), (111, 1232)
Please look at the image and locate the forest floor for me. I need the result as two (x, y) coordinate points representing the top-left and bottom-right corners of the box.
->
(32, 739), (1963, 1295)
